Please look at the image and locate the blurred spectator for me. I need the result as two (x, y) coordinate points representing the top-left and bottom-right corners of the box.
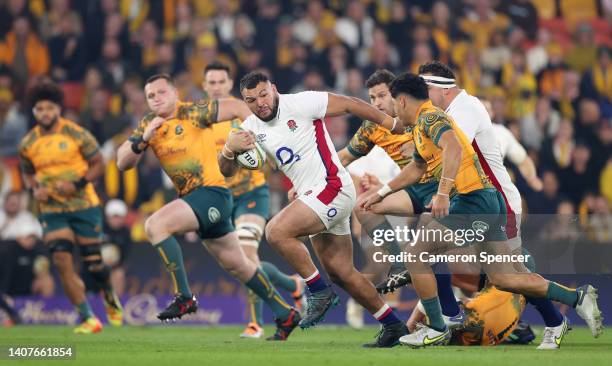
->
(580, 46), (612, 116)
(558, 142), (599, 205)
(497, 0), (539, 41)
(95, 37), (129, 90)
(0, 88), (27, 158)
(526, 170), (564, 213)
(459, 0), (510, 51)
(564, 23), (598, 74)
(0, 17), (50, 91)
(537, 44), (567, 102)
(540, 118), (575, 170)
(520, 96), (561, 150)
(290, 69), (328, 93)
(480, 29), (511, 74)
(39, 0), (76, 40)
(292, 0), (330, 46)
(502, 49), (537, 119)
(359, 28), (399, 77)
(130, 19), (160, 73)
(0, 191), (39, 241)
(79, 88), (129, 144)
(0, 220), (53, 297)
(385, 0), (413, 61)
(527, 28), (553, 75)
(47, 12), (86, 82)
(0, 0), (32, 39)
(101, 199), (133, 296)
(335, 0), (374, 51)
(142, 42), (179, 79)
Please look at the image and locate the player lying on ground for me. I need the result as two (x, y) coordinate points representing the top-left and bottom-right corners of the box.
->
(360, 73), (603, 348)
(205, 62), (304, 338)
(116, 74), (300, 341)
(407, 278), (530, 346)
(20, 82), (123, 334)
(219, 71), (409, 347)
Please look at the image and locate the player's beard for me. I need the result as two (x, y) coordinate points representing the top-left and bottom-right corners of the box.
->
(39, 115), (59, 131)
(258, 95), (279, 122)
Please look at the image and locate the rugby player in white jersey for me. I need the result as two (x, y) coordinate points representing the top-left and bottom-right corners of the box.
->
(418, 61), (573, 349)
(218, 71), (409, 347)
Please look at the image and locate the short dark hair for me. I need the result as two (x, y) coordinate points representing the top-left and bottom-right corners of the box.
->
(418, 61), (456, 79)
(365, 69), (395, 89)
(240, 71), (269, 91)
(204, 61), (231, 77)
(29, 82), (64, 108)
(145, 73), (174, 86)
(389, 73), (429, 100)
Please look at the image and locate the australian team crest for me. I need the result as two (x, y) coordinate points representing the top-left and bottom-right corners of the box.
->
(175, 125), (184, 135)
(287, 120), (297, 132)
(59, 141), (67, 150)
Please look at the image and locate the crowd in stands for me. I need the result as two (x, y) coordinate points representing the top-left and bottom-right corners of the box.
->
(0, 0), (610, 298)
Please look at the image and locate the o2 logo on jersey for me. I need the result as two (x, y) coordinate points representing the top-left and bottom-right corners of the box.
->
(327, 208), (337, 218)
(276, 147), (301, 166)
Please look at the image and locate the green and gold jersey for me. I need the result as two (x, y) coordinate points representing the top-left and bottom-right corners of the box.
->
(211, 119), (266, 197)
(129, 100), (226, 196)
(347, 121), (413, 168)
(19, 118), (101, 213)
(412, 100), (492, 194)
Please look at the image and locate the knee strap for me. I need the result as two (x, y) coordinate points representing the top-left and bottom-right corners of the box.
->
(47, 239), (74, 254)
(237, 222), (263, 247)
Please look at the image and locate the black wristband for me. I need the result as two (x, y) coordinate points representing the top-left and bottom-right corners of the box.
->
(74, 177), (88, 189)
(131, 136), (149, 154)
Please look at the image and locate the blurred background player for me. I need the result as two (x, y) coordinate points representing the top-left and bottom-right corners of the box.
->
(205, 61), (303, 338)
(19, 82), (123, 334)
(116, 74), (301, 341)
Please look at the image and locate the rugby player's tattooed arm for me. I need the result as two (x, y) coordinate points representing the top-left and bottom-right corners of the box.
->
(325, 93), (399, 132)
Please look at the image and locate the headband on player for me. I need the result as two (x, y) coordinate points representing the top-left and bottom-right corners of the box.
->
(420, 75), (456, 89)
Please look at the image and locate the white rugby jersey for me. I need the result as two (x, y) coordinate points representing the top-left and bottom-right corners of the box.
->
(241, 91), (352, 203)
(445, 90), (523, 222)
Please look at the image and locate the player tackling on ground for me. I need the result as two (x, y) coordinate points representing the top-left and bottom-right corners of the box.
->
(116, 74), (300, 341)
(219, 71), (408, 347)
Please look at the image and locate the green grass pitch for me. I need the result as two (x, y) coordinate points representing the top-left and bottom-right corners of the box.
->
(1, 325), (610, 366)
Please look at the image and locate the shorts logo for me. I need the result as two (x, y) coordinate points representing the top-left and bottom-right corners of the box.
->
(208, 207), (221, 223)
(304, 190), (312, 196)
(287, 120), (297, 132)
(472, 220), (489, 233)
(175, 125), (184, 135)
(327, 208), (337, 218)
(247, 201), (256, 209)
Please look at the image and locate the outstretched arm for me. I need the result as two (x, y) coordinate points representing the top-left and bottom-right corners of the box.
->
(326, 93), (400, 132)
(217, 98), (252, 122)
